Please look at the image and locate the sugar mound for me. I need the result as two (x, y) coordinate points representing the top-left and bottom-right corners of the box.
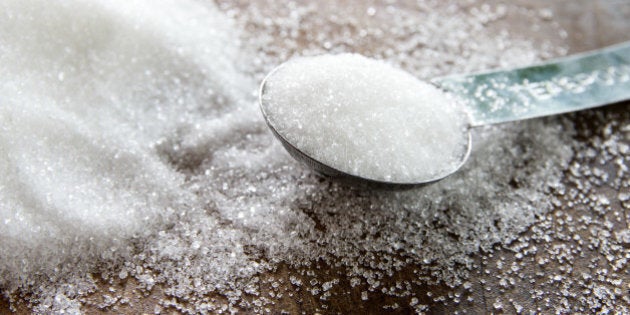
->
(262, 54), (469, 183)
(0, 0), (251, 291)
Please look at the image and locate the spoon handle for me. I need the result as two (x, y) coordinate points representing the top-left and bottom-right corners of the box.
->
(432, 41), (630, 127)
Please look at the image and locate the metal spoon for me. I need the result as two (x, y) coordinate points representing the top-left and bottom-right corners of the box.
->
(259, 41), (630, 187)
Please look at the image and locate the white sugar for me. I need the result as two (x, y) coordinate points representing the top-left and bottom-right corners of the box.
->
(4, 0), (624, 314)
(262, 54), (469, 183)
(0, 0), (250, 291)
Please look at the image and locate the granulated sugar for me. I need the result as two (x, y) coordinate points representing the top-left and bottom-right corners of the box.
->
(2, 0), (626, 314)
(0, 0), (250, 294)
(262, 54), (469, 182)
(476, 108), (629, 314)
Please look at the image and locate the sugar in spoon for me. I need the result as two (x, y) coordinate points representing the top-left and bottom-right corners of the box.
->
(259, 41), (630, 187)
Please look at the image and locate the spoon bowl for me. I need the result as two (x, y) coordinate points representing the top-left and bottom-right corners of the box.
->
(259, 62), (473, 187)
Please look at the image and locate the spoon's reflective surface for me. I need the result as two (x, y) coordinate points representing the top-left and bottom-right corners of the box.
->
(260, 42), (630, 187)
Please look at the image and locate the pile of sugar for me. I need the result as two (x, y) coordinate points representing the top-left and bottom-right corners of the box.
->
(5, 0), (625, 314)
(262, 54), (469, 183)
(0, 0), (250, 291)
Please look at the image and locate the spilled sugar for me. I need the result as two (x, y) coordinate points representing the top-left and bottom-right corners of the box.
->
(262, 54), (469, 183)
(2, 0), (626, 314)
(0, 0), (251, 291)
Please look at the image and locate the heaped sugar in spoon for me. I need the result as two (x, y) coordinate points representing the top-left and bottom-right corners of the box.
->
(260, 42), (630, 186)
(260, 54), (471, 185)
